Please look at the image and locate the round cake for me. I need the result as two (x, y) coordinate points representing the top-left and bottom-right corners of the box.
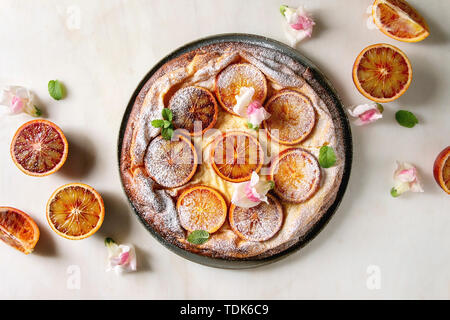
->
(120, 39), (349, 261)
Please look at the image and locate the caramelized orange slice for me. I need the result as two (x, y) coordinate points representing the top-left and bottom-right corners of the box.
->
(169, 86), (218, 136)
(46, 183), (105, 240)
(352, 43), (412, 102)
(372, 0), (429, 43)
(176, 185), (227, 233)
(433, 146), (450, 194)
(229, 194), (283, 242)
(10, 119), (68, 177)
(263, 90), (316, 145)
(0, 207), (39, 254)
(144, 135), (198, 188)
(210, 131), (264, 183)
(269, 148), (321, 203)
(215, 63), (267, 115)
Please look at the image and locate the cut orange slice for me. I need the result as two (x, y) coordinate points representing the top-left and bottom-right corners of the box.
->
(229, 194), (283, 242)
(263, 90), (316, 145)
(144, 135), (198, 188)
(269, 148), (321, 203)
(46, 183), (105, 240)
(215, 63), (267, 115)
(169, 86), (218, 136)
(352, 43), (412, 103)
(433, 146), (450, 194)
(10, 119), (68, 177)
(176, 185), (227, 233)
(210, 131), (264, 183)
(372, 0), (429, 43)
(0, 207), (39, 254)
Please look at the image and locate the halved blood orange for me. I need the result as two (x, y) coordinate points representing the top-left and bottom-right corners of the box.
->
(0, 207), (39, 254)
(372, 0), (430, 43)
(176, 185), (227, 233)
(10, 119), (68, 177)
(46, 183), (105, 240)
(352, 43), (412, 103)
(229, 194), (283, 242)
(263, 90), (316, 145)
(269, 148), (321, 203)
(210, 131), (264, 183)
(144, 135), (198, 188)
(215, 63), (267, 115)
(433, 146), (450, 194)
(169, 86), (218, 136)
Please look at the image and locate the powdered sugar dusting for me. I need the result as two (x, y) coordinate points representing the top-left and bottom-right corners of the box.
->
(121, 41), (346, 259)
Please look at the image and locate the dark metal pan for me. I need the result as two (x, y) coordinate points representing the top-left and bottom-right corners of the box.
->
(118, 33), (352, 269)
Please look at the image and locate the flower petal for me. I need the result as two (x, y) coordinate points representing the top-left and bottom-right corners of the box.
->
(347, 103), (383, 126)
(282, 5), (315, 46)
(233, 87), (254, 117)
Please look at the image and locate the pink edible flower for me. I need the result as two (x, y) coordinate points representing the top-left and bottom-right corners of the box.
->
(105, 238), (137, 274)
(280, 5), (315, 47)
(391, 162), (424, 197)
(246, 101), (271, 127)
(231, 172), (274, 208)
(347, 103), (383, 126)
(0, 86), (41, 117)
(233, 87), (270, 128)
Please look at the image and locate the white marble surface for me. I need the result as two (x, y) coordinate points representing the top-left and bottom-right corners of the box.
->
(0, 0), (449, 299)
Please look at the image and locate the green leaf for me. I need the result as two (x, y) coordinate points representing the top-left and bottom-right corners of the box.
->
(395, 110), (418, 128)
(162, 108), (173, 122)
(187, 230), (210, 245)
(319, 146), (336, 168)
(390, 187), (400, 198)
(161, 127), (174, 140)
(163, 120), (172, 128)
(279, 5), (288, 16)
(104, 237), (116, 246)
(33, 105), (42, 117)
(48, 80), (65, 100)
(376, 103), (384, 113)
(246, 122), (259, 130)
(151, 119), (164, 128)
(268, 181), (275, 190)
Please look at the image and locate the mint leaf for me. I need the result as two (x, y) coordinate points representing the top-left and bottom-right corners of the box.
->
(247, 122), (259, 130)
(161, 127), (174, 140)
(163, 120), (172, 128)
(279, 5), (288, 16)
(319, 146), (336, 168)
(395, 110), (418, 128)
(48, 80), (65, 100)
(162, 108), (173, 122)
(187, 230), (209, 245)
(151, 119), (164, 128)
(390, 187), (400, 198)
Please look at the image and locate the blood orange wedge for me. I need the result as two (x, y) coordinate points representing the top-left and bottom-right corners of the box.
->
(269, 148), (321, 203)
(372, 0), (430, 43)
(169, 86), (218, 136)
(215, 63), (267, 115)
(46, 183), (105, 240)
(144, 135), (198, 188)
(0, 207), (39, 254)
(433, 146), (450, 194)
(10, 119), (68, 177)
(352, 43), (412, 103)
(263, 90), (316, 145)
(229, 194), (283, 242)
(210, 131), (264, 183)
(176, 185), (227, 233)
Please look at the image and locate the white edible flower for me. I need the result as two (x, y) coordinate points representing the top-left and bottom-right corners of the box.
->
(0, 86), (41, 117)
(280, 5), (315, 47)
(391, 162), (424, 197)
(105, 238), (137, 274)
(347, 102), (383, 126)
(231, 171), (274, 208)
